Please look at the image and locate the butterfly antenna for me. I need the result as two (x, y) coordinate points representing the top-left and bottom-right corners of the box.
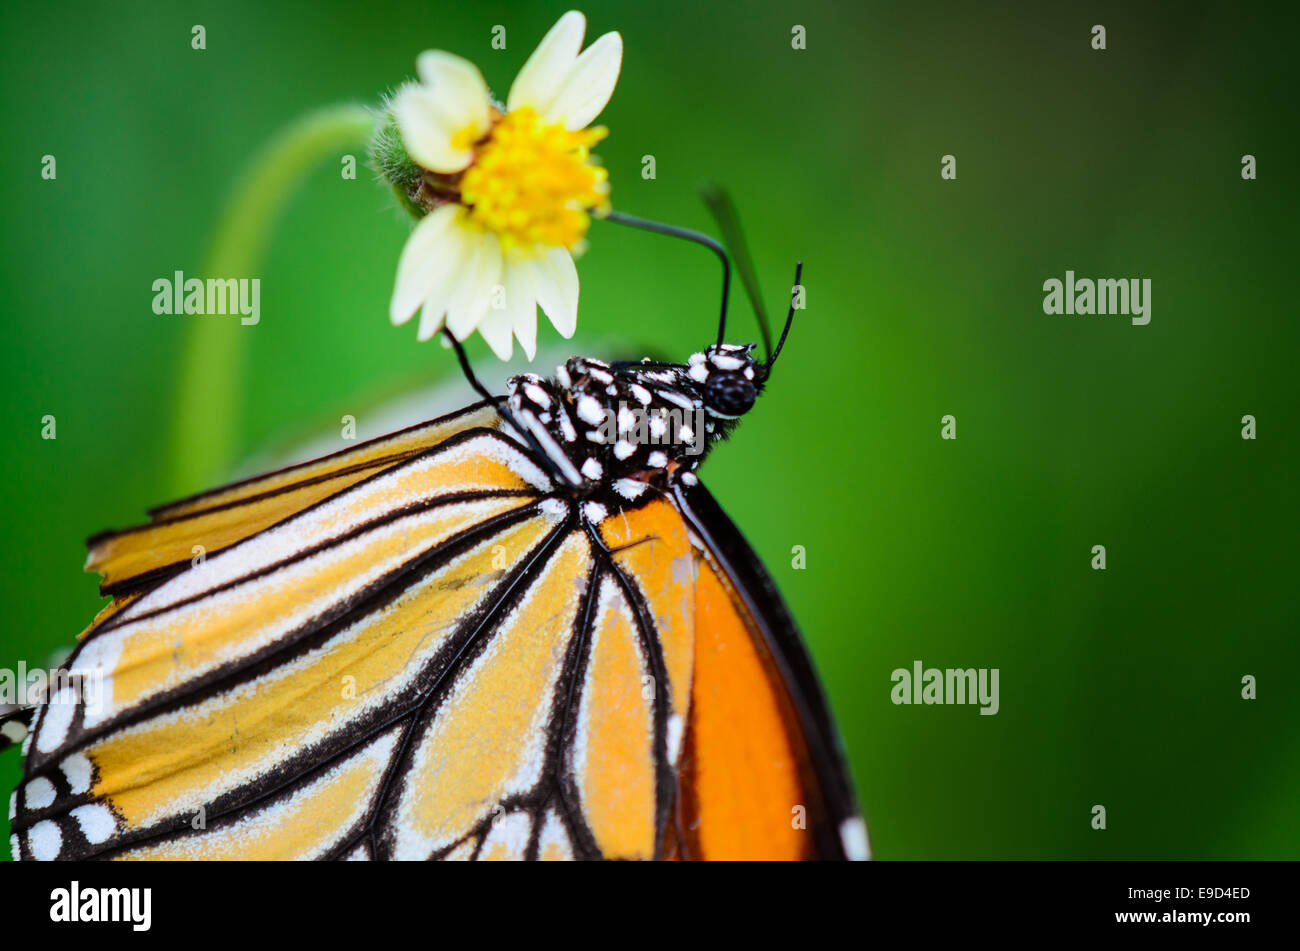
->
(762, 260), (802, 381)
(602, 211), (731, 345)
(701, 186), (772, 359)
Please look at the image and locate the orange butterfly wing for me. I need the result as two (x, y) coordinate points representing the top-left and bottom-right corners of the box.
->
(601, 484), (865, 860)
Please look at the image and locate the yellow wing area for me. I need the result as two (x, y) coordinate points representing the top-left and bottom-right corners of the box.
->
(86, 402), (499, 596)
(85, 504), (552, 834)
(387, 533), (592, 860)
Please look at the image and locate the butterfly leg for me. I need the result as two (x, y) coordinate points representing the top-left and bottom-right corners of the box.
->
(440, 328), (578, 488)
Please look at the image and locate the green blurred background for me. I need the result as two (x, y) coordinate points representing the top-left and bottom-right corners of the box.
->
(2, 0), (1296, 859)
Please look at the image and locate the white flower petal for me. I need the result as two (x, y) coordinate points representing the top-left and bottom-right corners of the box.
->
(416, 214), (479, 341)
(415, 292), (450, 341)
(507, 11), (587, 116)
(439, 234), (484, 340)
(447, 231), (503, 341)
(477, 309), (514, 361)
(393, 85), (472, 173)
(415, 229), (473, 342)
(390, 205), (464, 325)
(543, 31), (622, 130)
(394, 54), (491, 173)
(416, 51), (491, 121)
(532, 248), (579, 338)
(415, 52), (492, 137)
(503, 256), (539, 360)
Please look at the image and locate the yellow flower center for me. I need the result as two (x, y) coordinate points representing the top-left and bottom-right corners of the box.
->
(459, 107), (610, 251)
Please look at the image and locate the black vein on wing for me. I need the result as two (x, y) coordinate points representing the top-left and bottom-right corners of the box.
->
(365, 509), (579, 861)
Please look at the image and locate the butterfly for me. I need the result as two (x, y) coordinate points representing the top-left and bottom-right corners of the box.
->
(3, 198), (867, 861)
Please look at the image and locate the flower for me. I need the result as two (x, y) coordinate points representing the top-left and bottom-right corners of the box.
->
(388, 11), (622, 360)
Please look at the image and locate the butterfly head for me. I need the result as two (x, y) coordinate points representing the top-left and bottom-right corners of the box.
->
(689, 343), (763, 420)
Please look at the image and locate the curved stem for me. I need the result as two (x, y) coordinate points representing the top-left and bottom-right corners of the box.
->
(168, 103), (376, 496)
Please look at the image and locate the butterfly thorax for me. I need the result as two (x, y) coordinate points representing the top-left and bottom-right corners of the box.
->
(504, 343), (763, 512)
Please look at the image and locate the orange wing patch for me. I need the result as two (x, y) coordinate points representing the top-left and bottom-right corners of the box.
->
(674, 556), (814, 860)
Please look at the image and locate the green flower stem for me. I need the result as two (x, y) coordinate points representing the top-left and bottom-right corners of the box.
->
(168, 103), (377, 496)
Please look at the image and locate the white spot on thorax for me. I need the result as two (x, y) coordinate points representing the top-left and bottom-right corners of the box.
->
(576, 395), (604, 425)
(539, 498), (568, 520)
(658, 389), (697, 411)
(613, 479), (648, 500)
